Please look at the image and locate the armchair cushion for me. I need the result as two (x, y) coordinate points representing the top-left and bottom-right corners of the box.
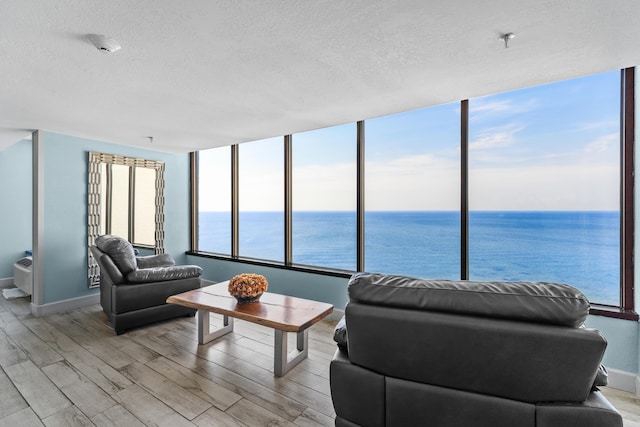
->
(136, 253), (176, 269)
(96, 235), (138, 275)
(126, 265), (203, 284)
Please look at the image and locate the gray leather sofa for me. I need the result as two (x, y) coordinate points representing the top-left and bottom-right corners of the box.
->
(90, 235), (202, 334)
(330, 273), (622, 427)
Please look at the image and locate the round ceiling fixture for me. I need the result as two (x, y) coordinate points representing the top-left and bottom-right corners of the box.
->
(87, 34), (121, 53)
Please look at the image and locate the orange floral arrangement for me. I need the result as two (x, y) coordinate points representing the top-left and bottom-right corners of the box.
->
(228, 273), (268, 300)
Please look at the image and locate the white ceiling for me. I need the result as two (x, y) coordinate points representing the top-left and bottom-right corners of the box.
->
(1, 0), (639, 153)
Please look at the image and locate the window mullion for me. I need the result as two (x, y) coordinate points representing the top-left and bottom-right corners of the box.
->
(460, 99), (469, 280)
(231, 144), (239, 258)
(357, 121), (365, 272)
(284, 135), (292, 265)
(190, 152), (198, 252)
(621, 67), (635, 311)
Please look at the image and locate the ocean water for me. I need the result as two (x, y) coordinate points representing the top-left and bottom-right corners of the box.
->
(199, 211), (620, 305)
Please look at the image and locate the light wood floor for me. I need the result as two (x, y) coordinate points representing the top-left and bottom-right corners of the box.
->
(0, 294), (638, 427)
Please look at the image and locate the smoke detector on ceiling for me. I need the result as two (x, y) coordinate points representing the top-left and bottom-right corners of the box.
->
(88, 34), (121, 53)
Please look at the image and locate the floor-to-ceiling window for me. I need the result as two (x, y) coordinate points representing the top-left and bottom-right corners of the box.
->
(365, 103), (460, 279)
(198, 146), (231, 254)
(239, 137), (284, 261)
(292, 124), (356, 270)
(468, 71), (621, 305)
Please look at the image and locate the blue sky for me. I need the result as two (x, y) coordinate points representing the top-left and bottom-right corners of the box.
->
(199, 70), (620, 211)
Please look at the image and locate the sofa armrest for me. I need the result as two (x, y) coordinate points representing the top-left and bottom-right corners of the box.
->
(331, 349), (385, 427)
(333, 315), (348, 353)
(136, 253), (176, 268)
(536, 391), (622, 427)
(126, 265), (203, 283)
(90, 245), (125, 284)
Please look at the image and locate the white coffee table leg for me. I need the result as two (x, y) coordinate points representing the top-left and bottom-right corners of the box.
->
(198, 310), (234, 344)
(274, 329), (309, 377)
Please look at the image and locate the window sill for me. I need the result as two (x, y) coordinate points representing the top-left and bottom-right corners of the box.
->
(589, 304), (639, 321)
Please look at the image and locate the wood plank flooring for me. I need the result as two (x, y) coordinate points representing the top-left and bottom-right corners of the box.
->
(0, 294), (638, 426)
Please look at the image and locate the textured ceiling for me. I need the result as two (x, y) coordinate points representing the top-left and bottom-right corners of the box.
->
(1, 0), (639, 152)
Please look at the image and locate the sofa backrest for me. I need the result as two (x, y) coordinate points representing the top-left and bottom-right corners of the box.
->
(345, 273), (605, 404)
(348, 272), (590, 327)
(347, 302), (605, 404)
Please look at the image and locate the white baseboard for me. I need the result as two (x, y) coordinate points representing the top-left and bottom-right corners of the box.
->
(606, 367), (637, 394)
(0, 277), (14, 288)
(31, 292), (100, 317)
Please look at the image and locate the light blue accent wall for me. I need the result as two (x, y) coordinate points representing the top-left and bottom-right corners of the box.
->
(0, 139), (32, 278)
(41, 132), (190, 303)
(585, 315), (639, 374)
(186, 256), (349, 309)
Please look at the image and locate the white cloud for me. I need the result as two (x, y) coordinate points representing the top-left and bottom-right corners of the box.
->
(239, 169), (284, 211)
(469, 124), (524, 151)
(469, 98), (537, 123)
(470, 99), (513, 115)
(200, 146), (618, 212)
(365, 154), (460, 210)
(470, 164), (618, 210)
(292, 162), (357, 211)
(289, 153), (618, 211)
(585, 133), (618, 154)
(575, 120), (619, 132)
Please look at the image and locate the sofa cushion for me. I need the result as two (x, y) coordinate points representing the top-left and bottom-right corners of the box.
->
(96, 235), (138, 275)
(348, 273), (590, 327)
(126, 265), (203, 283)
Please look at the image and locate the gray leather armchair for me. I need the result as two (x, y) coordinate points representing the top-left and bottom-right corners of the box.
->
(90, 235), (202, 335)
(330, 273), (622, 427)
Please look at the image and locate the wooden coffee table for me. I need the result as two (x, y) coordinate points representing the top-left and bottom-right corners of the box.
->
(167, 281), (334, 376)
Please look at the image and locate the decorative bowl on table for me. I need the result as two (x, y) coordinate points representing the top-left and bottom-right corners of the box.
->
(228, 273), (268, 304)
